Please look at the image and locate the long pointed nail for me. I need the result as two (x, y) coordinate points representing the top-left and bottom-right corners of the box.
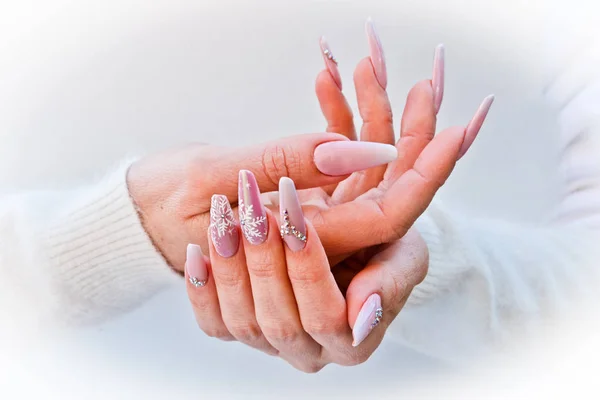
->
(238, 170), (268, 245)
(279, 178), (307, 252)
(458, 94), (495, 159)
(352, 293), (383, 347)
(432, 44), (445, 114)
(365, 17), (387, 89)
(186, 244), (208, 288)
(320, 36), (342, 90)
(314, 141), (397, 176)
(209, 194), (240, 257)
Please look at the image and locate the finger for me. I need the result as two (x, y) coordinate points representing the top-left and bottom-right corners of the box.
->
(316, 37), (356, 196)
(185, 244), (235, 341)
(316, 37), (355, 139)
(316, 93), (494, 257)
(208, 194), (277, 355)
(315, 125), (466, 257)
(200, 133), (397, 207)
(385, 79), (437, 182)
(331, 57), (396, 203)
(386, 45), (445, 181)
(243, 206), (322, 362)
(279, 180), (349, 349)
(346, 229), (428, 347)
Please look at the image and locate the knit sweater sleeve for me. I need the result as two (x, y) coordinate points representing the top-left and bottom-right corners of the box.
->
(0, 160), (180, 327)
(386, 16), (600, 362)
(385, 204), (597, 362)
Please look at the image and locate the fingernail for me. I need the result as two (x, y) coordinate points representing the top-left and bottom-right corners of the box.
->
(186, 244), (208, 288)
(279, 177), (307, 252)
(209, 194), (240, 257)
(352, 293), (383, 347)
(320, 36), (342, 90)
(432, 44), (445, 114)
(314, 141), (398, 176)
(458, 94), (495, 159)
(238, 170), (268, 245)
(365, 17), (387, 89)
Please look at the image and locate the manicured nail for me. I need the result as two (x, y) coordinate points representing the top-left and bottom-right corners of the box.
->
(320, 36), (342, 90)
(209, 194), (239, 258)
(279, 177), (307, 252)
(186, 244), (208, 288)
(432, 44), (445, 114)
(458, 94), (495, 159)
(352, 293), (383, 347)
(238, 170), (268, 245)
(365, 17), (387, 89)
(314, 141), (398, 176)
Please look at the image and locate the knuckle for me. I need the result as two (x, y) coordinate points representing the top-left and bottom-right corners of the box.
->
(305, 317), (345, 337)
(372, 197), (403, 243)
(346, 349), (373, 366)
(189, 295), (211, 314)
(261, 322), (302, 344)
(261, 143), (301, 185)
(247, 251), (277, 279)
(299, 362), (326, 374)
(332, 346), (374, 367)
(287, 262), (328, 287)
(202, 326), (235, 341)
(386, 268), (410, 315)
(401, 128), (435, 142)
(228, 322), (264, 343)
(213, 267), (245, 289)
(361, 106), (393, 127)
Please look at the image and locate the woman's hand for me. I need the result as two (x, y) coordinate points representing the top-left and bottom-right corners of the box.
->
(185, 173), (429, 372)
(128, 19), (493, 274)
(263, 22), (493, 264)
(127, 133), (397, 270)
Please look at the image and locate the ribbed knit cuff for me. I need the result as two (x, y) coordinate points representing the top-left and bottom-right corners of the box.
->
(407, 202), (472, 306)
(42, 159), (181, 324)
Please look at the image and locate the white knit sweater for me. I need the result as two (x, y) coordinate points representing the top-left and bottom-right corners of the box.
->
(1, 10), (599, 366)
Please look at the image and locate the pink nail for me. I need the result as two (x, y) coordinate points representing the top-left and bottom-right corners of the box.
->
(279, 177), (307, 252)
(320, 36), (342, 90)
(365, 17), (387, 89)
(238, 170), (268, 245)
(432, 44), (445, 114)
(210, 194), (240, 258)
(458, 94), (495, 159)
(186, 244), (208, 288)
(352, 293), (383, 347)
(314, 141), (398, 176)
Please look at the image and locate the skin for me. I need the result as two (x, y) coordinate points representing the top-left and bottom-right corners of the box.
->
(179, 55), (474, 371)
(127, 59), (466, 272)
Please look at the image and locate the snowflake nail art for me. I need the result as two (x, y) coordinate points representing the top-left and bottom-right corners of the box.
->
(209, 195), (239, 258)
(238, 170), (268, 245)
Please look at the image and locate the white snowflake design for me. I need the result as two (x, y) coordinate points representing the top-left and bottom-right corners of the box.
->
(210, 196), (237, 242)
(239, 198), (267, 241)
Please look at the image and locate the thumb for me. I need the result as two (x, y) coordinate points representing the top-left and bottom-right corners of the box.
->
(204, 132), (398, 201)
(345, 229), (429, 347)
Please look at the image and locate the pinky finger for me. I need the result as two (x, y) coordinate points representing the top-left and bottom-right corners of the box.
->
(185, 244), (235, 341)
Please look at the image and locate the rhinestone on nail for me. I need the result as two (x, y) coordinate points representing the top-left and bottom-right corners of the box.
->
(280, 209), (307, 243)
(371, 308), (383, 328)
(189, 276), (207, 288)
(323, 48), (338, 65)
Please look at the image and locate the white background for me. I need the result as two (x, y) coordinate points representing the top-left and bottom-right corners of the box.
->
(0, 0), (598, 398)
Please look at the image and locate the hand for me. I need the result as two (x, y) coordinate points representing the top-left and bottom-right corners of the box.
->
(263, 28), (493, 263)
(127, 133), (397, 270)
(128, 20), (493, 273)
(185, 174), (429, 372)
